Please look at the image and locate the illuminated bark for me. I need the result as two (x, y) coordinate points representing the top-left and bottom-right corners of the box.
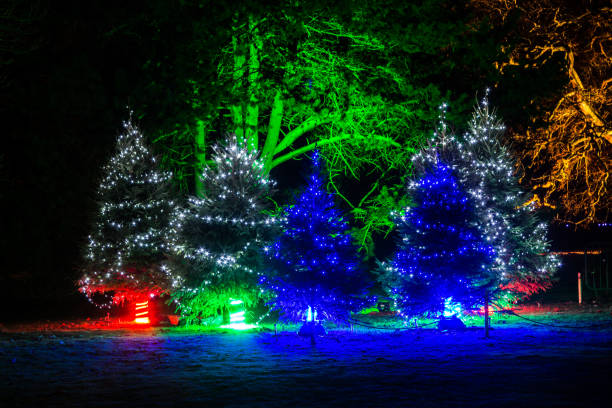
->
(473, 0), (611, 225)
(194, 120), (206, 197)
(149, 1), (499, 255)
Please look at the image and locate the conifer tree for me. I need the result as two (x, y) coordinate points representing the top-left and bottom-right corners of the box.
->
(79, 118), (177, 306)
(259, 151), (369, 322)
(455, 93), (560, 302)
(379, 161), (497, 318)
(170, 134), (277, 322)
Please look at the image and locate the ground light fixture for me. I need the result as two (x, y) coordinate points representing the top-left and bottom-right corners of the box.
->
(134, 299), (150, 324)
(220, 299), (258, 330)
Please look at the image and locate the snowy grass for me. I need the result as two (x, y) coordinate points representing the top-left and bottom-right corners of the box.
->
(2, 304), (612, 407)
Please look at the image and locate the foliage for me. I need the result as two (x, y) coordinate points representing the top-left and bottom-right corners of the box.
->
(260, 151), (370, 322)
(472, 0), (611, 225)
(169, 134), (278, 320)
(411, 97), (560, 303)
(78, 118), (177, 305)
(129, 0), (503, 257)
(379, 161), (497, 318)
(170, 283), (259, 326)
(455, 95), (560, 302)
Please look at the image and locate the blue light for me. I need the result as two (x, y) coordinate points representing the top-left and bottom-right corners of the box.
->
(259, 151), (369, 322)
(382, 161), (496, 319)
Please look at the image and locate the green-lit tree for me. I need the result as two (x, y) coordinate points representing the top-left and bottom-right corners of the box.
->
(135, 0), (501, 256)
(79, 118), (178, 307)
(169, 134), (278, 324)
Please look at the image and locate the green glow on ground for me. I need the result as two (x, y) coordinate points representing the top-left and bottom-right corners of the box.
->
(219, 322), (259, 330)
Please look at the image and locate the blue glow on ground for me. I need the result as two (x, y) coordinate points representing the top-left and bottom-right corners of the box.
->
(2, 313), (612, 406)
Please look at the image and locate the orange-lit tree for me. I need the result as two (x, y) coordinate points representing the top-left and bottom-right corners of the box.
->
(473, 0), (611, 225)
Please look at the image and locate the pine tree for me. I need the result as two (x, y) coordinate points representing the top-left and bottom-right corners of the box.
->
(455, 92), (560, 303)
(260, 151), (369, 323)
(79, 118), (177, 307)
(379, 161), (497, 318)
(169, 134), (277, 322)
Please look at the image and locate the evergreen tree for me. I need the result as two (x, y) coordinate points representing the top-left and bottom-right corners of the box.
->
(79, 118), (177, 306)
(170, 134), (277, 322)
(455, 93), (560, 302)
(379, 161), (497, 318)
(260, 151), (369, 322)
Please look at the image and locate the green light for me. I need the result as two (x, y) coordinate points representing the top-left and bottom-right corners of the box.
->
(220, 322), (258, 330)
(229, 311), (245, 322)
(219, 299), (258, 330)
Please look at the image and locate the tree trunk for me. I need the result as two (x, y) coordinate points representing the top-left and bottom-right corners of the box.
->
(261, 90), (283, 172)
(245, 14), (261, 152)
(194, 119), (206, 197)
(230, 13), (246, 143)
(484, 293), (490, 338)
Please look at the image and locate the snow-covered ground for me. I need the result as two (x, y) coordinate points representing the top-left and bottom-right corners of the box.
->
(2, 307), (612, 407)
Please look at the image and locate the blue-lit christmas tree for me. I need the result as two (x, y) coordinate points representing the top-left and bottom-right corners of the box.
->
(379, 160), (497, 319)
(260, 151), (369, 325)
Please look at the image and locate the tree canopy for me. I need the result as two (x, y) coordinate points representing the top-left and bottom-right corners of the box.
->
(127, 0), (502, 256)
(472, 0), (611, 226)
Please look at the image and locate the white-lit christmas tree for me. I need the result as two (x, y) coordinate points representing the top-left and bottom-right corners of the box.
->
(169, 133), (278, 324)
(455, 91), (559, 303)
(79, 117), (178, 308)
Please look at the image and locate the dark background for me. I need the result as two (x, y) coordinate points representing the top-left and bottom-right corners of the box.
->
(1, 0), (609, 322)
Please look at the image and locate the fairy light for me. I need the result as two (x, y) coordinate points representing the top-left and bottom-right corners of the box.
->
(168, 134), (280, 322)
(78, 115), (180, 307)
(380, 160), (497, 320)
(259, 151), (369, 323)
(410, 93), (559, 305)
(453, 90), (559, 301)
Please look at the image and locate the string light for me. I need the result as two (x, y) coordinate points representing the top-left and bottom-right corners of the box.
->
(259, 151), (369, 323)
(167, 133), (279, 322)
(380, 161), (497, 320)
(410, 93), (559, 305)
(79, 115), (179, 307)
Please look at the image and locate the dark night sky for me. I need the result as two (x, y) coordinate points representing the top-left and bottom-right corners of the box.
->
(1, 0), (609, 321)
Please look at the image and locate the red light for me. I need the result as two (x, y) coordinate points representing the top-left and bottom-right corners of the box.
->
(134, 300), (150, 324)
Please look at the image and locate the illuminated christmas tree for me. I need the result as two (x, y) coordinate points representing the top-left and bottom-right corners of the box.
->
(79, 118), (177, 308)
(260, 151), (369, 324)
(379, 161), (497, 318)
(169, 134), (278, 324)
(411, 97), (560, 305)
(455, 92), (560, 302)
